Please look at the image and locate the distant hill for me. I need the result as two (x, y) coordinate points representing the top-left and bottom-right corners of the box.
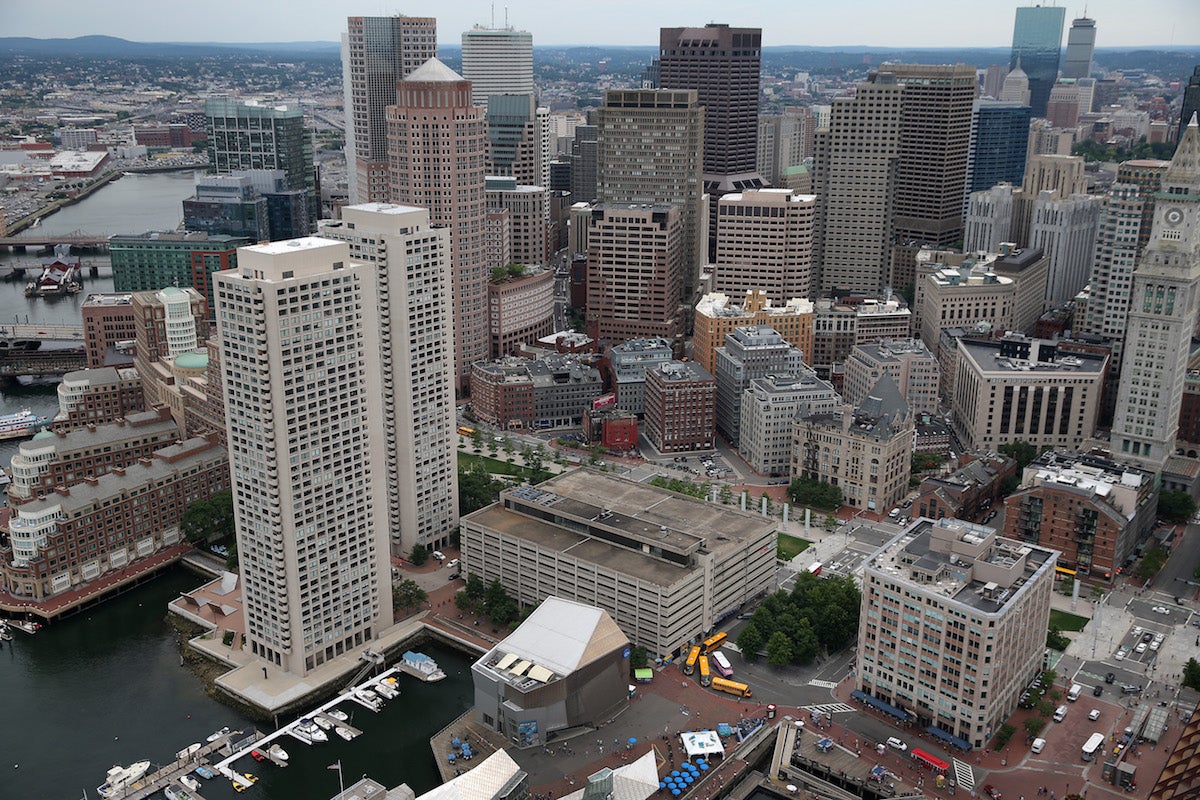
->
(0, 35), (340, 58)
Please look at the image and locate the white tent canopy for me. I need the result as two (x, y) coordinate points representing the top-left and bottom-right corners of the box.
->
(681, 730), (725, 759)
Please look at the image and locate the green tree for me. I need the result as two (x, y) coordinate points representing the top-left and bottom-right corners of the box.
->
(1136, 545), (1168, 581)
(464, 573), (487, 604)
(630, 645), (649, 669)
(180, 490), (235, 545)
(506, 262), (525, 278)
(993, 723), (1017, 749)
(224, 540), (238, 570)
(766, 630), (794, 666)
(490, 266), (507, 282)
(718, 484), (734, 505)
(459, 460), (504, 514)
(787, 477), (843, 510)
(1047, 627), (1070, 651)
(736, 623), (764, 659)
(1035, 699), (1055, 718)
(1024, 717), (1046, 737)
(409, 543), (429, 566)
(1158, 490), (1196, 523)
(911, 452), (945, 472)
(392, 578), (428, 611)
(790, 619), (820, 664)
(999, 440), (1040, 470)
(1183, 658), (1200, 692)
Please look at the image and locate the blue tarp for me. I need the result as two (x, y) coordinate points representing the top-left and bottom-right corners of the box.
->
(926, 725), (972, 751)
(852, 690), (913, 721)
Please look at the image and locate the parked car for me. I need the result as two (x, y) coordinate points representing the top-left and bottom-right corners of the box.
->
(446, 558), (459, 569)
(1089, 709), (1101, 721)
(984, 785), (1001, 800)
(1115, 648), (1128, 660)
(1093, 685), (1103, 697)
(432, 550), (446, 561)
(886, 737), (908, 751)
(1105, 672), (1116, 684)
(1135, 642), (1148, 653)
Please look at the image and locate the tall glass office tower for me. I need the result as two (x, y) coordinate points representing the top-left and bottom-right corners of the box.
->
(1009, 6), (1066, 117)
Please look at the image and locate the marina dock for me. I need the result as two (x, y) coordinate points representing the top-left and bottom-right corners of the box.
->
(120, 730), (249, 800)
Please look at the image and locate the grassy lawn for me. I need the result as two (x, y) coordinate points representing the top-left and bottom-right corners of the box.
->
(1049, 609), (1090, 632)
(777, 534), (812, 562)
(458, 451), (531, 477)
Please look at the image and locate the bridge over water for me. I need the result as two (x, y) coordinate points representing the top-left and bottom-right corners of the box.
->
(0, 229), (110, 250)
(0, 323), (85, 340)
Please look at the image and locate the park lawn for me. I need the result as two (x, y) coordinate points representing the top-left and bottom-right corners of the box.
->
(458, 451), (531, 477)
(1049, 609), (1090, 632)
(777, 534), (812, 562)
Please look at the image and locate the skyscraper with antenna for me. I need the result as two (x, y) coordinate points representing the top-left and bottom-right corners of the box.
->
(461, 11), (534, 109)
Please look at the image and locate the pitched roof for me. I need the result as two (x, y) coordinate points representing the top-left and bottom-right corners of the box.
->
(1164, 113), (1200, 186)
(857, 372), (908, 422)
(405, 57), (465, 83)
(494, 596), (628, 675)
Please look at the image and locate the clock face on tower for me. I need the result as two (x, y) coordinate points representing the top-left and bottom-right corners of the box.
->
(1165, 208), (1184, 226)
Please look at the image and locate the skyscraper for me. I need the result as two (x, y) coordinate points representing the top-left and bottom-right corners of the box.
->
(1112, 119), (1200, 473)
(965, 100), (1032, 208)
(813, 75), (902, 292)
(217, 237), (392, 676)
(461, 24), (534, 109)
(1010, 5), (1067, 117)
(318, 204), (459, 554)
(1078, 184), (1144, 355)
(596, 89), (705, 294)
(387, 59), (488, 392)
(1180, 66), (1200, 145)
(658, 24), (765, 256)
(713, 188), (816, 300)
(342, 15), (438, 204)
(204, 98), (318, 225)
(485, 93), (551, 188)
(1063, 17), (1096, 80)
(1028, 190), (1102, 304)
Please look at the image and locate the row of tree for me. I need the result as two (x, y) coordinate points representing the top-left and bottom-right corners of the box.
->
(456, 573), (520, 626)
(736, 572), (860, 666)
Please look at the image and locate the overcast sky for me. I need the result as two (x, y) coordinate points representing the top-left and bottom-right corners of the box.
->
(6, 0), (1199, 48)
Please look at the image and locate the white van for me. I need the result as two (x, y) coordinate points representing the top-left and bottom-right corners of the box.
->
(1067, 683), (1082, 701)
(1053, 705), (1068, 722)
(1031, 737), (1046, 754)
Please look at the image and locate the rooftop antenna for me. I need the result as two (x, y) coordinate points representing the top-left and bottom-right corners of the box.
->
(491, 2), (495, 28)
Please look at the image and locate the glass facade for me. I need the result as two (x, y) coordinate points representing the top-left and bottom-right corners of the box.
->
(1009, 5), (1066, 117)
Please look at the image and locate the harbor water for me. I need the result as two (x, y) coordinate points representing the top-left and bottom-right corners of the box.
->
(1, 172), (480, 798)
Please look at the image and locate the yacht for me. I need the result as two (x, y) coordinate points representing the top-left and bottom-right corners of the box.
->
(298, 718), (328, 742)
(180, 774), (201, 791)
(97, 761), (151, 798)
(205, 726), (232, 743)
(268, 743), (290, 763)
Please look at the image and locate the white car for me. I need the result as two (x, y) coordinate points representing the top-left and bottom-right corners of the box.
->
(432, 550), (446, 561)
(446, 558), (459, 569)
(1089, 709), (1101, 721)
(1115, 648), (1128, 660)
(1134, 641), (1148, 654)
(886, 737), (908, 751)
(1152, 606), (1171, 615)
(1149, 640), (1161, 651)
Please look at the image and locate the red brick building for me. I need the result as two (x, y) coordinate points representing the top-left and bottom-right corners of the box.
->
(470, 358), (537, 428)
(643, 360), (716, 453)
(81, 292), (137, 368)
(584, 407), (638, 451)
(53, 366), (145, 433)
(915, 452), (1017, 523)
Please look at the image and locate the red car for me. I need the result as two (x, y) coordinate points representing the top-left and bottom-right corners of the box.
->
(984, 785), (1001, 800)
(250, 750), (267, 762)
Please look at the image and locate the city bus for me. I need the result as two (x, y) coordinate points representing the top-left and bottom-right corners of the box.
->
(701, 632), (728, 654)
(711, 677), (753, 698)
(683, 646), (701, 676)
(1082, 732), (1105, 762)
(456, 425), (475, 437)
(698, 655), (712, 686)
(711, 650), (734, 678)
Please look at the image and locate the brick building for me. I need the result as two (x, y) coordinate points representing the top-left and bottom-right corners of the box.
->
(81, 293), (137, 368)
(915, 452), (1018, 523)
(487, 268), (555, 358)
(53, 367), (145, 433)
(643, 360), (717, 454)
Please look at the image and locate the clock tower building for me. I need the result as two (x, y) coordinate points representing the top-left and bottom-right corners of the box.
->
(1112, 116), (1200, 473)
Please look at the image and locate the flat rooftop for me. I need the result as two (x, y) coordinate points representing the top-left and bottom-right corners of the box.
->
(959, 339), (1107, 374)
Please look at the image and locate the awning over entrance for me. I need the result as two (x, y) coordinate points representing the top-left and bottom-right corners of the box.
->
(851, 689), (913, 722)
(926, 725), (972, 751)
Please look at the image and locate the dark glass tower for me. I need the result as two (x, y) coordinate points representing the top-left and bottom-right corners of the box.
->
(1180, 65), (1200, 146)
(1009, 5), (1066, 117)
(658, 24), (765, 259)
(966, 99), (1032, 198)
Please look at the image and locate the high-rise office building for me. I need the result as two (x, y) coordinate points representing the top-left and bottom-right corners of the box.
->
(1046, 81), (1082, 129)
(318, 204), (459, 554)
(596, 89), (705, 295)
(757, 107), (815, 187)
(1009, 5), (1066, 117)
(965, 100), (1032, 216)
(1116, 159), (1171, 258)
(216, 237), (392, 676)
(1112, 120), (1200, 473)
(204, 98), (319, 225)
(1077, 184), (1145, 356)
(713, 325), (804, 446)
(1028, 190), (1102, 305)
(387, 58), (488, 392)
(569, 123), (599, 205)
(1180, 67), (1200, 145)
(713, 188), (816, 300)
(342, 15), (438, 204)
(813, 77), (902, 292)
(486, 93), (551, 188)
(658, 24), (765, 257)
(999, 61), (1032, 106)
(461, 25), (534, 109)
(1063, 17), (1097, 80)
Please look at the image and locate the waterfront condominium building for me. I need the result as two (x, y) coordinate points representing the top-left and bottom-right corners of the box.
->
(1063, 17), (1097, 80)
(713, 189), (817, 301)
(216, 237), (392, 675)
(1111, 120), (1200, 474)
(584, 203), (686, 344)
(461, 24), (534, 109)
(204, 98), (319, 224)
(342, 15), (437, 204)
(596, 89), (705, 295)
(658, 24), (765, 258)
(387, 58), (488, 393)
(318, 204), (459, 554)
(813, 75), (902, 292)
(951, 335), (1108, 454)
(693, 291), (815, 377)
(52, 366), (144, 433)
(109, 232), (247, 315)
(459, 469), (776, 656)
(131, 286), (209, 414)
(857, 517), (1057, 749)
(1009, 5), (1066, 117)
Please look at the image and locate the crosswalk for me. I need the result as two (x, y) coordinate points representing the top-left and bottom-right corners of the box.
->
(801, 702), (857, 714)
(953, 759), (975, 790)
(808, 679), (840, 689)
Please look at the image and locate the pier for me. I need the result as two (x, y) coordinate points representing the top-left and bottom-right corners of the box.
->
(120, 729), (249, 800)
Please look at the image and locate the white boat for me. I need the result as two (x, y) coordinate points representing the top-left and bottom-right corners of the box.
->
(374, 680), (399, 699)
(97, 760), (151, 798)
(268, 743), (290, 763)
(327, 708), (348, 722)
(334, 726), (354, 741)
(205, 725), (232, 743)
(298, 718), (328, 742)
(313, 715), (333, 730)
(176, 742), (202, 761)
(353, 689), (381, 710)
(358, 686), (381, 701)
(180, 774), (201, 791)
(165, 787), (194, 800)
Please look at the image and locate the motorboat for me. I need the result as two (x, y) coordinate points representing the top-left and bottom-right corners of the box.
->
(175, 742), (202, 761)
(313, 715), (333, 731)
(334, 725), (354, 741)
(298, 718), (328, 742)
(165, 787), (194, 800)
(205, 725), (232, 743)
(268, 743), (290, 763)
(180, 774), (201, 791)
(193, 765), (216, 780)
(374, 680), (399, 699)
(353, 689), (381, 710)
(97, 760), (151, 798)
(233, 772), (259, 794)
(327, 708), (349, 722)
(358, 686), (382, 702)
